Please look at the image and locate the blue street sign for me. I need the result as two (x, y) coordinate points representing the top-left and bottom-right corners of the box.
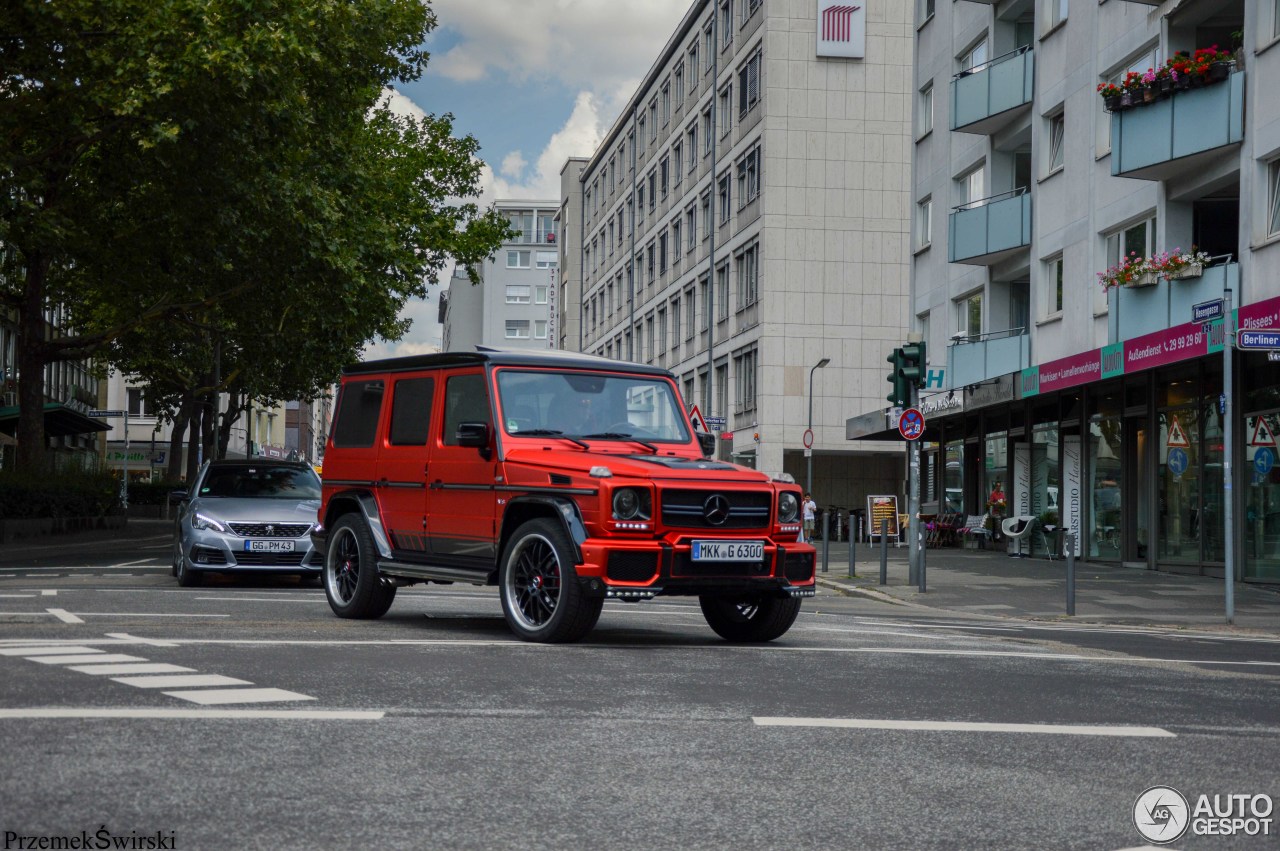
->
(1192, 299), (1223, 324)
(1167, 447), (1188, 479)
(1238, 330), (1280, 350)
(1254, 447), (1275, 477)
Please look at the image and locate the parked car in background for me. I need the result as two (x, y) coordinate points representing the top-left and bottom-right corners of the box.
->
(171, 459), (323, 586)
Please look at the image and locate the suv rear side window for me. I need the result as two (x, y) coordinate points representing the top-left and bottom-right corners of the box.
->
(389, 377), (434, 446)
(332, 380), (384, 448)
(443, 373), (491, 445)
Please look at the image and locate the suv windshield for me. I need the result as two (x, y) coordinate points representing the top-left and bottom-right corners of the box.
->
(199, 465), (321, 499)
(496, 369), (692, 443)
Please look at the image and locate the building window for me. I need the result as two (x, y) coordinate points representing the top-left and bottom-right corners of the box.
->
(661, 81), (671, 126)
(735, 146), (760, 205)
(656, 309), (667, 354)
(1100, 45), (1160, 153)
(1047, 111), (1065, 174)
(507, 250), (531, 268)
(686, 205), (696, 251)
(716, 261), (729, 320)
(672, 299), (682, 348)
(960, 39), (988, 73)
(1045, 255), (1064, 315)
(701, 192), (711, 238)
(505, 320), (531, 340)
(717, 172), (731, 223)
(648, 171), (657, 211)
(637, 185), (645, 221)
(1269, 159), (1280, 237)
(690, 43), (700, 81)
(659, 231), (668, 273)
(648, 99), (658, 141)
(718, 85), (732, 137)
(918, 82), (933, 138)
(961, 293), (982, 338)
(660, 156), (669, 198)
(535, 250), (557, 269)
(738, 51), (761, 117)
(673, 142), (683, 185)
(126, 388), (151, 418)
(647, 242), (656, 283)
(671, 220), (682, 257)
(685, 286), (697, 339)
(674, 65), (685, 105)
(508, 210), (534, 243)
(535, 285), (549, 304)
(1105, 216), (1156, 268)
(699, 276), (710, 330)
(703, 25), (714, 71)
(737, 243), (759, 308)
(919, 0), (935, 24)
(735, 348), (757, 413)
(916, 197), (932, 249)
(1045, 0), (1068, 31)
(505, 285), (532, 304)
(637, 114), (646, 147)
(702, 107), (713, 154)
(687, 125), (699, 169)
(719, 0), (733, 49)
(957, 165), (985, 205)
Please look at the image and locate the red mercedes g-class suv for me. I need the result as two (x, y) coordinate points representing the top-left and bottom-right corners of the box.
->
(313, 349), (815, 643)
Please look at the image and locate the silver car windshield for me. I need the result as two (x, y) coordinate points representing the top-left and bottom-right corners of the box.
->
(496, 369), (692, 443)
(199, 466), (321, 499)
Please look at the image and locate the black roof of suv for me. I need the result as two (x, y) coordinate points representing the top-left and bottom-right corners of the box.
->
(344, 348), (671, 378)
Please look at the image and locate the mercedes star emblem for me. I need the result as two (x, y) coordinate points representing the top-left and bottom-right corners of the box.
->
(703, 494), (731, 526)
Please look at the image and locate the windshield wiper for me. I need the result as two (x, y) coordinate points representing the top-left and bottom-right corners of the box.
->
(580, 432), (660, 454)
(513, 429), (590, 450)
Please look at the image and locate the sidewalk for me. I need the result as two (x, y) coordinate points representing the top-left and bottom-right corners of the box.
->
(811, 539), (1280, 635)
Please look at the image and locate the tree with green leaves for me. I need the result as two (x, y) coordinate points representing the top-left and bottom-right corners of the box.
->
(1, 0), (509, 473)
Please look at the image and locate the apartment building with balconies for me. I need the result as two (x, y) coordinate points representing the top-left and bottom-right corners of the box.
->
(559, 0), (914, 512)
(902, 0), (1280, 580)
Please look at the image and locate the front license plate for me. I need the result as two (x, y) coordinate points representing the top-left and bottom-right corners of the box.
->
(245, 540), (295, 553)
(691, 540), (764, 561)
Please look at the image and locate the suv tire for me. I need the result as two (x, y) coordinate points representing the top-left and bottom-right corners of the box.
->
(699, 594), (801, 642)
(174, 538), (203, 587)
(499, 518), (602, 643)
(324, 514), (396, 619)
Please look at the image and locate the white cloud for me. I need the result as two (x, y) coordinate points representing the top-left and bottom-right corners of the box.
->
(379, 87), (427, 121)
(500, 150), (527, 179)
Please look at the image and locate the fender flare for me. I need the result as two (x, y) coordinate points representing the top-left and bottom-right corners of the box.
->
(501, 494), (588, 564)
(323, 490), (394, 559)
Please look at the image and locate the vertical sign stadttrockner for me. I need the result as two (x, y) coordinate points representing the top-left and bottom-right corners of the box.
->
(816, 0), (866, 59)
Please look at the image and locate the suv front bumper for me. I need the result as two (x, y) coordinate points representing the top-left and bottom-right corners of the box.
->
(576, 539), (816, 599)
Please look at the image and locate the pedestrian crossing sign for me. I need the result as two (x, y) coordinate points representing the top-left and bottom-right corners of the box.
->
(1250, 417), (1277, 447)
(1166, 416), (1190, 448)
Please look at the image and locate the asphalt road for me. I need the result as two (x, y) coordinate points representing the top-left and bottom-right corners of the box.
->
(1, 533), (1278, 850)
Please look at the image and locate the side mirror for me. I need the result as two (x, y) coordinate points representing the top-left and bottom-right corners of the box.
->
(170, 489), (189, 503)
(696, 431), (716, 458)
(456, 421), (492, 449)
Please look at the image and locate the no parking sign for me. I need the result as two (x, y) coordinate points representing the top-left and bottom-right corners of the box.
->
(898, 407), (925, 441)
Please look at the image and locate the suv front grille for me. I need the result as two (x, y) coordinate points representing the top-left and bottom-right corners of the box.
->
(234, 552), (307, 566)
(228, 522), (311, 538)
(660, 489), (772, 530)
(606, 551), (659, 582)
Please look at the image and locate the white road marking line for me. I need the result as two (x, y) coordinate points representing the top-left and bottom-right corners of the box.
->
(105, 559), (155, 568)
(111, 674), (253, 689)
(73, 613), (230, 618)
(46, 608), (84, 624)
(194, 597), (325, 604)
(104, 632), (179, 647)
(29, 654), (148, 665)
(67, 663), (195, 675)
(0, 594), (36, 598)
(0, 645), (105, 656)
(41, 590), (56, 596)
(163, 688), (315, 705)
(752, 717), (1176, 737)
(0, 708), (382, 720)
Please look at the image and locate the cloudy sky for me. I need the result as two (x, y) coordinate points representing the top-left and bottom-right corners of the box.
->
(363, 0), (691, 360)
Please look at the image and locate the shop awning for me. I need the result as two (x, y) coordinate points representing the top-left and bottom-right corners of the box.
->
(0, 403), (112, 438)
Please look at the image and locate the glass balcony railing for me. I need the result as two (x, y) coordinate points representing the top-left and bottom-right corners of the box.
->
(1108, 260), (1238, 344)
(1111, 70), (1243, 180)
(950, 47), (1034, 135)
(948, 189), (1032, 265)
(947, 329), (1031, 388)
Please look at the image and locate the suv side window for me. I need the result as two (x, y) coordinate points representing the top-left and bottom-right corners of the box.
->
(442, 373), (492, 446)
(332, 380), (384, 448)
(388, 377), (434, 446)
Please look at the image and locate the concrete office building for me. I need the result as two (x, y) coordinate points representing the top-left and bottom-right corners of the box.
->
(558, 0), (915, 514)
(443, 200), (560, 352)
(886, 0), (1280, 580)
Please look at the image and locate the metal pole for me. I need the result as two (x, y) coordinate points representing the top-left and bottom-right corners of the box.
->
(848, 523), (856, 578)
(821, 511), (830, 574)
(120, 408), (129, 509)
(879, 517), (888, 585)
(907, 404), (920, 585)
(919, 526), (926, 593)
(1066, 531), (1076, 616)
(807, 373), (814, 498)
(1223, 288), (1235, 624)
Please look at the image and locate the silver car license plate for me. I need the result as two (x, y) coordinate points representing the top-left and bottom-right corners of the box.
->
(691, 540), (764, 561)
(245, 540), (295, 553)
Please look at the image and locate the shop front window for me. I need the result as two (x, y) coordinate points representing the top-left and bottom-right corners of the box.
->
(945, 441), (964, 513)
(1244, 413), (1280, 580)
(1157, 408), (1200, 564)
(1031, 423), (1060, 556)
(1088, 390), (1123, 560)
(985, 432), (1008, 511)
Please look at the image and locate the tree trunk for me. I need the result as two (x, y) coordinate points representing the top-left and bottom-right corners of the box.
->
(217, 391), (242, 460)
(166, 393), (194, 481)
(185, 403), (202, 483)
(15, 257), (50, 473)
(200, 385), (216, 466)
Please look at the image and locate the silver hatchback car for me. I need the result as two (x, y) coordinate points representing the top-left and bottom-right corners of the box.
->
(171, 460), (323, 586)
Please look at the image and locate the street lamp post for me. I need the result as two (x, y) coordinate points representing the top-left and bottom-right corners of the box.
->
(806, 357), (830, 498)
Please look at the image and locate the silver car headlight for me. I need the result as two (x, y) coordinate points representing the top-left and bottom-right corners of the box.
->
(192, 512), (228, 533)
(612, 487), (651, 521)
(778, 492), (799, 523)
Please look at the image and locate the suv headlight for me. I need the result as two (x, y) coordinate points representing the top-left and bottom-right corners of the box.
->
(612, 487), (652, 521)
(778, 492), (799, 523)
(192, 512), (227, 533)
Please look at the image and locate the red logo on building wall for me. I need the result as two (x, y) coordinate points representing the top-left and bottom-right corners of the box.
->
(821, 4), (862, 41)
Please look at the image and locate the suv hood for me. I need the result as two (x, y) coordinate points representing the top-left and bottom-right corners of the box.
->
(503, 447), (773, 483)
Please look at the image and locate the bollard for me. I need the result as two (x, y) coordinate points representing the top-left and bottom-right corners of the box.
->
(821, 511), (830, 574)
(848, 523), (856, 578)
(1066, 531), (1076, 616)
(879, 517), (888, 585)
(919, 531), (927, 593)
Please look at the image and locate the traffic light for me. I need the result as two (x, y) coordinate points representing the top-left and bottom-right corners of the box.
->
(886, 347), (908, 407)
(899, 340), (927, 390)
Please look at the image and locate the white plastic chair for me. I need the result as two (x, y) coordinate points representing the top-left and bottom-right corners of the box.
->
(1001, 515), (1037, 558)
